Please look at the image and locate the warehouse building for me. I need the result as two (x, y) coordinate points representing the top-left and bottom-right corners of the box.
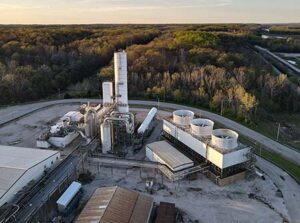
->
(146, 141), (194, 172)
(0, 145), (60, 207)
(76, 186), (153, 223)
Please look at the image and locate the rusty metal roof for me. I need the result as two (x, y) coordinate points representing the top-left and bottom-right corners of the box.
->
(154, 202), (176, 223)
(75, 186), (153, 223)
(129, 194), (153, 223)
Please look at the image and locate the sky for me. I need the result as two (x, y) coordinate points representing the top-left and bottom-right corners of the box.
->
(0, 0), (299, 24)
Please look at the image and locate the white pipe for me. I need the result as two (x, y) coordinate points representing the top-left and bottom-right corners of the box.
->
(137, 107), (157, 134)
(78, 130), (92, 145)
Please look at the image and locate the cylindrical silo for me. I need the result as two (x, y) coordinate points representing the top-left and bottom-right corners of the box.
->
(101, 123), (111, 153)
(102, 82), (114, 106)
(114, 51), (129, 113)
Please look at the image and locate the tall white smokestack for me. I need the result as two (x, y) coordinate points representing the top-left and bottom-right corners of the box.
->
(114, 51), (129, 113)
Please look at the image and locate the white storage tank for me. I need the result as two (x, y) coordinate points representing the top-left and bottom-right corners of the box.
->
(63, 111), (83, 122)
(114, 51), (129, 113)
(191, 118), (214, 137)
(57, 181), (81, 212)
(137, 107), (157, 134)
(101, 123), (111, 153)
(173, 110), (194, 126)
(102, 82), (114, 106)
(211, 129), (238, 150)
(84, 112), (96, 138)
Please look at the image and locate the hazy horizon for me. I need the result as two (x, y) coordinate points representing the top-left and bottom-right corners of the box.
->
(0, 0), (299, 24)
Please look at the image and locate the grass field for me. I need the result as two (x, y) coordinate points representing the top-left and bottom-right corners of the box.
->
(237, 135), (300, 183)
(252, 113), (300, 151)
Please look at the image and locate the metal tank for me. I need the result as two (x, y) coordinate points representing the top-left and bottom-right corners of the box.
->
(102, 82), (114, 106)
(114, 51), (129, 113)
(211, 129), (238, 150)
(101, 123), (111, 153)
(84, 112), (95, 138)
(190, 118), (214, 137)
(137, 107), (158, 134)
(173, 110), (194, 126)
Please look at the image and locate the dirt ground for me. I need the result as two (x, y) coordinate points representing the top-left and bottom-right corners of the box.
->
(80, 165), (289, 223)
(0, 104), (79, 148)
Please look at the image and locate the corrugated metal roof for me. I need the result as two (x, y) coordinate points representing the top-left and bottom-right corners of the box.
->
(0, 145), (59, 170)
(129, 194), (153, 223)
(75, 186), (116, 223)
(146, 141), (194, 171)
(75, 186), (153, 223)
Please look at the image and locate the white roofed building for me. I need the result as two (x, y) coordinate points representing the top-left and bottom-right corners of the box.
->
(0, 145), (60, 207)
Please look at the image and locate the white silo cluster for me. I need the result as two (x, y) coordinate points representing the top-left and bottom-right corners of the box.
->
(99, 51), (134, 154)
(102, 51), (129, 111)
(160, 109), (253, 182)
(37, 51), (135, 155)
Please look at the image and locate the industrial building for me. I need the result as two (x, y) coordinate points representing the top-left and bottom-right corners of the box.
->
(36, 104), (101, 148)
(146, 141), (194, 172)
(0, 145), (60, 207)
(36, 51), (136, 156)
(75, 186), (153, 223)
(147, 110), (255, 185)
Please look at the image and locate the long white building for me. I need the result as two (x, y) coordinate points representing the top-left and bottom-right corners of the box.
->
(159, 110), (254, 183)
(0, 145), (60, 207)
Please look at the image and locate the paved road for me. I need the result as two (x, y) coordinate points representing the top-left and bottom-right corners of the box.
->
(255, 45), (300, 77)
(1, 99), (299, 165)
(256, 157), (300, 223)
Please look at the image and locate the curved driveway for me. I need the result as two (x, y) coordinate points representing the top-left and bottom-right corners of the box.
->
(0, 99), (299, 165)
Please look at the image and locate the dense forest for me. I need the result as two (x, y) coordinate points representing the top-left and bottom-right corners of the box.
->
(0, 24), (299, 125)
(0, 25), (159, 104)
(98, 25), (300, 123)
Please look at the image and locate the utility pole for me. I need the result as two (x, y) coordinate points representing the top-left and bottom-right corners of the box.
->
(157, 97), (160, 110)
(221, 99), (224, 116)
(276, 123), (281, 141)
